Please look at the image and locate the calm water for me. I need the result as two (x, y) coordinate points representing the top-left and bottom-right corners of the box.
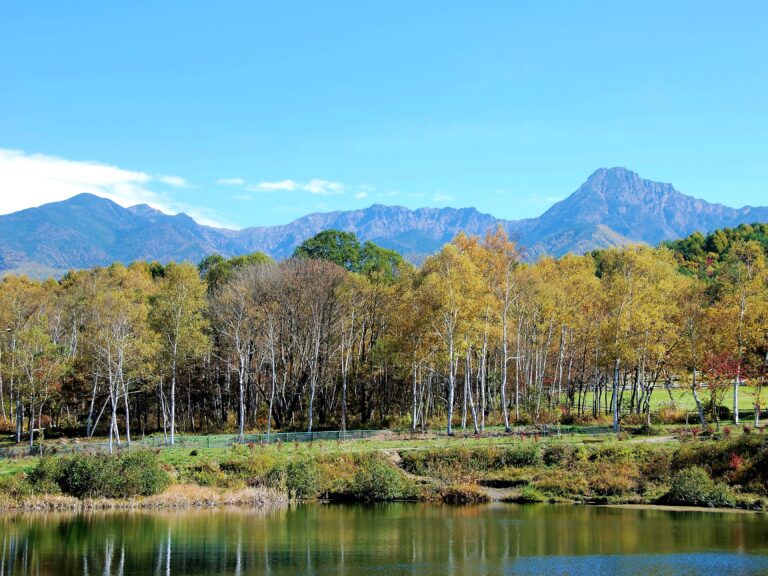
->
(1, 504), (767, 576)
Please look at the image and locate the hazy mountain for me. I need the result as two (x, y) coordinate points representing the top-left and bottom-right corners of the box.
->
(1, 167), (766, 276)
(519, 167), (768, 258)
(234, 204), (521, 263)
(0, 194), (238, 277)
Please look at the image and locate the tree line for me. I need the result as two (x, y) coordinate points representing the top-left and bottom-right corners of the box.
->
(1, 225), (766, 447)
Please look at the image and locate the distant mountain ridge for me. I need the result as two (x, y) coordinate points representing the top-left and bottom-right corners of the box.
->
(516, 168), (768, 258)
(1, 167), (767, 276)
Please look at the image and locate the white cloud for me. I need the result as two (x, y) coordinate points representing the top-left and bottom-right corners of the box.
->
(249, 179), (300, 192)
(248, 178), (345, 196)
(354, 184), (374, 199)
(0, 148), (231, 228)
(158, 175), (188, 187)
(233, 193), (253, 201)
(433, 193), (454, 202)
(303, 179), (344, 195)
(216, 177), (246, 186)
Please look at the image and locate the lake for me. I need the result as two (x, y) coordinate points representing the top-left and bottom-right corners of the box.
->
(1, 504), (767, 575)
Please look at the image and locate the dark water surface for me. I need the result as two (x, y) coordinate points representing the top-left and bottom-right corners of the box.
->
(1, 503), (767, 575)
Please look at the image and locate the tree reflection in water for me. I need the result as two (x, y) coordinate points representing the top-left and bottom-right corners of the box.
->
(0, 504), (767, 576)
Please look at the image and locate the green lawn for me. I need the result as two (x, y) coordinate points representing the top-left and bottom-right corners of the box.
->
(578, 385), (762, 413)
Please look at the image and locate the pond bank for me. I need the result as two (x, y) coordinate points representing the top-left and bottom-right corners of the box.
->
(0, 484), (287, 512)
(2, 431), (767, 513)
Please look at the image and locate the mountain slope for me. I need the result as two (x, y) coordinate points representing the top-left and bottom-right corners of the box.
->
(234, 204), (526, 262)
(1, 168), (766, 276)
(517, 167), (768, 258)
(0, 194), (237, 275)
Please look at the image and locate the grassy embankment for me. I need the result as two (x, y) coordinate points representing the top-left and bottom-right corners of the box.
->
(1, 423), (767, 512)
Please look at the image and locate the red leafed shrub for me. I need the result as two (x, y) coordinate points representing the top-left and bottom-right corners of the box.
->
(728, 453), (744, 471)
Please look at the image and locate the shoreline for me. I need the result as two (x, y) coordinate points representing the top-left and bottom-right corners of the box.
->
(0, 484), (288, 513)
(1, 490), (763, 515)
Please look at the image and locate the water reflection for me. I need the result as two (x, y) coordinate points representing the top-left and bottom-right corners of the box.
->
(0, 504), (767, 576)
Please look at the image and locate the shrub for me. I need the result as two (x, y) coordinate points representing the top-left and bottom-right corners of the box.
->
(350, 455), (406, 501)
(400, 444), (540, 481)
(515, 486), (547, 503)
(621, 413), (648, 426)
(442, 482), (489, 504)
(588, 444), (635, 463)
(285, 459), (319, 499)
(533, 469), (589, 499)
(678, 429), (695, 442)
(542, 443), (585, 466)
(187, 459), (226, 487)
(703, 400), (731, 421)
(315, 454), (358, 495)
(666, 467), (712, 505)
(56, 453), (105, 498)
(27, 456), (64, 494)
(737, 447), (768, 495)
(264, 465), (287, 491)
(675, 434), (765, 480)
(220, 445), (282, 483)
(633, 424), (662, 436)
(708, 482), (737, 507)
(498, 444), (542, 467)
(0, 474), (34, 499)
(637, 450), (674, 484)
(588, 462), (640, 497)
(655, 405), (687, 425)
(30, 450), (170, 499)
(513, 412), (533, 426)
(113, 450), (171, 497)
(666, 466), (734, 507)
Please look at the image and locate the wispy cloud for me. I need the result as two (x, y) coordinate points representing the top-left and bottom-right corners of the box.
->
(249, 179), (300, 192)
(158, 175), (187, 187)
(0, 148), (231, 227)
(303, 179), (344, 195)
(432, 193), (454, 203)
(216, 177), (246, 186)
(354, 184), (374, 200)
(248, 178), (345, 196)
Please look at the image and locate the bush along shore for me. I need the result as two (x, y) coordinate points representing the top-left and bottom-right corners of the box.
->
(1, 430), (767, 512)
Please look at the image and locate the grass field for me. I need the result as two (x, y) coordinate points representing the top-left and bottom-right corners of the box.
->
(0, 426), (680, 478)
(578, 384), (762, 412)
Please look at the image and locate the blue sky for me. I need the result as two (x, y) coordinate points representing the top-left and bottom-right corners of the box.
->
(0, 1), (765, 228)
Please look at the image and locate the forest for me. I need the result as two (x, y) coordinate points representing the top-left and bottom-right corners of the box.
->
(1, 223), (767, 448)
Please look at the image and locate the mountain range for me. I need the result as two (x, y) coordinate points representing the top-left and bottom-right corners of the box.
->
(2, 167), (767, 277)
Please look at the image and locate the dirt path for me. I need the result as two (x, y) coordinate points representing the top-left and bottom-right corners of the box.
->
(383, 450), (436, 485)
